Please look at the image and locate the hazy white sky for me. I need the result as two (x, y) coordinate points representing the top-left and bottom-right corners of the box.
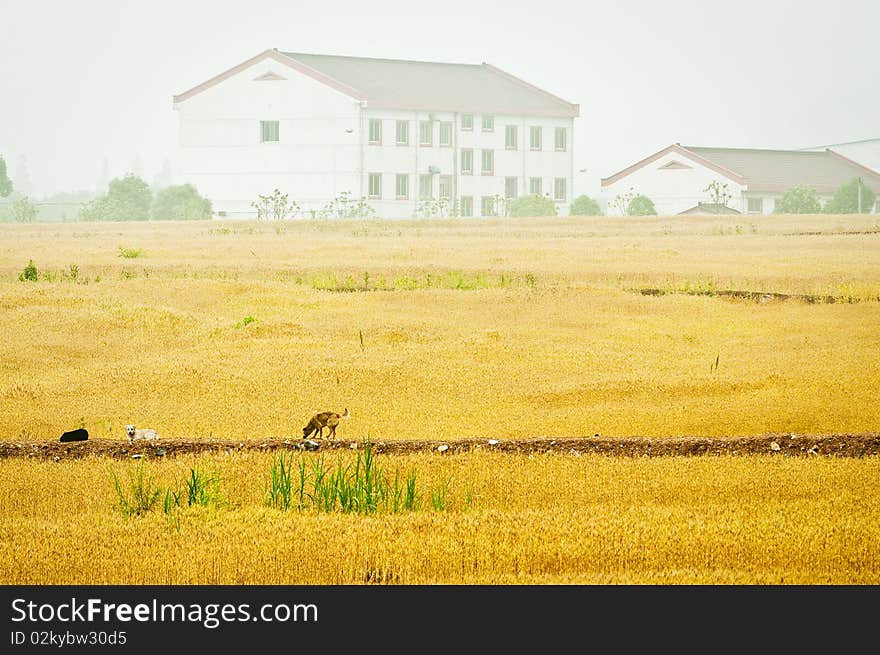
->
(1, 0), (877, 197)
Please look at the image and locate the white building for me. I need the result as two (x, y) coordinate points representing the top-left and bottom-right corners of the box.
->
(800, 137), (880, 174)
(600, 143), (880, 215)
(172, 49), (579, 219)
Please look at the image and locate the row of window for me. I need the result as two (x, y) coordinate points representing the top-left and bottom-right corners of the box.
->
(260, 119), (569, 152)
(367, 173), (567, 202)
(369, 119), (567, 151)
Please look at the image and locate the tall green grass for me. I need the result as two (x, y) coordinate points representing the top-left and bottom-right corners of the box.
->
(112, 464), (222, 518)
(265, 442), (449, 515)
(112, 463), (161, 518)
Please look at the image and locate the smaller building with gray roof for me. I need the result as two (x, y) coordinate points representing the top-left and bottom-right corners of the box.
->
(601, 143), (880, 216)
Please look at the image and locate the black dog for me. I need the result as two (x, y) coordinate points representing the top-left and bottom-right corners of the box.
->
(59, 428), (88, 442)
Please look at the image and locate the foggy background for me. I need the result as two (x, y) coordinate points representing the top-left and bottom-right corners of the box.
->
(1, 0), (877, 200)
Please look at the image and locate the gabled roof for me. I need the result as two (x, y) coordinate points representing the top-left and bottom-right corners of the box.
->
(678, 202), (741, 215)
(173, 49), (579, 118)
(600, 144), (746, 187)
(602, 143), (880, 192)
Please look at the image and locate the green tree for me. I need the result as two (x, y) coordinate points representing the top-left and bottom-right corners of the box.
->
(11, 196), (37, 223)
(151, 184), (213, 220)
(823, 178), (876, 214)
(627, 194), (657, 216)
(0, 156), (12, 198)
(570, 194), (602, 216)
(774, 185), (822, 214)
(80, 174), (152, 221)
(508, 194), (557, 217)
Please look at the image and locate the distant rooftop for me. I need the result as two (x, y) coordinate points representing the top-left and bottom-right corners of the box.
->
(173, 49), (579, 118)
(685, 146), (880, 193)
(282, 51), (579, 117)
(602, 143), (880, 192)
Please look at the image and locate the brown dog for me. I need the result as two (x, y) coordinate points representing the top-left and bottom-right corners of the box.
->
(302, 408), (350, 440)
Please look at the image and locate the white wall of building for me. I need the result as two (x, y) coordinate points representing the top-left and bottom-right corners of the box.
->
(361, 111), (573, 217)
(601, 151), (747, 215)
(175, 59), (575, 219)
(175, 58), (364, 218)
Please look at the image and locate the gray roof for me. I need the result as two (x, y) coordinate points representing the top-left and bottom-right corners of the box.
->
(685, 146), (880, 193)
(678, 202), (741, 215)
(282, 52), (579, 117)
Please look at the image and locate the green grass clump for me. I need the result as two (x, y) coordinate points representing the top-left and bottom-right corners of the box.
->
(118, 246), (145, 259)
(266, 442), (452, 515)
(112, 463), (161, 518)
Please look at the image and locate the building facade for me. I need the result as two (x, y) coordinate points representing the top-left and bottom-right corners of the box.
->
(601, 143), (880, 215)
(173, 50), (579, 219)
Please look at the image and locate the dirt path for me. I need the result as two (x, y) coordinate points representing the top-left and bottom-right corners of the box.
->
(2, 433), (879, 461)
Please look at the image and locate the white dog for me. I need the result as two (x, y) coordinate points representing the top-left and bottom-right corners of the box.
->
(126, 424), (159, 444)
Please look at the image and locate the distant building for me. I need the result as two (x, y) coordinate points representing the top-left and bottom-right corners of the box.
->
(799, 137), (880, 174)
(601, 143), (880, 215)
(678, 202), (740, 215)
(173, 49), (579, 219)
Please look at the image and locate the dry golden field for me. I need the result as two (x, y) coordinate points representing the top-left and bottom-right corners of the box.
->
(1, 214), (879, 584)
(1, 451), (878, 584)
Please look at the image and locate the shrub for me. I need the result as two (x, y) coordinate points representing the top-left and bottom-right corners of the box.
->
(151, 184), (212, 220)
(118, 246), (144, 259)
(508, 194), (557, 217)
(627, 195), (657, 216)
(823, 178), (876, 214)
(775, 186), (822, 214)
(316, 191), (374, 219)
(19, 259), (38, 281)
(570, 194), (602, 216)
(253, 188), (298, 220)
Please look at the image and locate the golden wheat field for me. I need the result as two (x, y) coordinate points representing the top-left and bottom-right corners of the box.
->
(1, 214), (879, 584)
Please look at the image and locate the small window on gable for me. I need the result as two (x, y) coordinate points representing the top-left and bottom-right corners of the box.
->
(253, 71), (287, 81)
(658, 160), (692, 170)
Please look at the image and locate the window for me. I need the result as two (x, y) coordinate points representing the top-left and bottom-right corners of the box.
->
(368, 173), (382, 199)
(529, 177), (542, 195)
(554, 127), (567, 151)
(460, 196), (473, 217)
(461, 149), (473, 175)
(481, 149), (494, 176)
(482, 115), (494, 132)
(396, 120), (409, 146)
(439, 122), (452, 147)
(419, 121), (433, 146)
(396, 174), (409, 199)
(481, 196), (497, 217)
(747, 197), (763, 213)
(505, 177), (518, 199)
(260, 120), (279, 143)
(505, 125), (518, 150)
(419, 174), (433, 200)
(461, 114), (473, 131)
(439, 175), (452, 199)
(530, 126), (542, 150)
(368, 119), (382, 145)
(554, 177), (566, 201)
